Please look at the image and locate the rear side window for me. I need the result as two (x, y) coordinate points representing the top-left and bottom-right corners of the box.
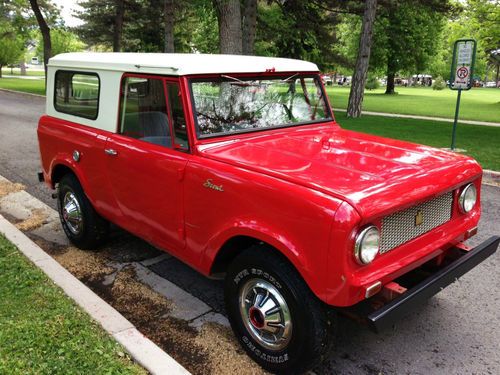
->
(54, 71), (100, 119)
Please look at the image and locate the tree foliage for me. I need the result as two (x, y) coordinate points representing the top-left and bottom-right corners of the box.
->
(36, 29), (85, 57)
(432, 76), (446, 90)
(75, 0), (218, 53)
(377, 1), (450, 93)
(1, 0), (62, 37)
(256, 1), (350, 70)
(0, 23), (25, 77)
(428, 0), (499, 81)
(365, 75), (380, 90)
(8, 0), (494, 87)
(0, 0), (62, 76)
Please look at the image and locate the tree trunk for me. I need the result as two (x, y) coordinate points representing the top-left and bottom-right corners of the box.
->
(0, 65), (2, 78)
(113, 0), (125, 52)
(213, 0), (243, 54)
(164, 0), (175, 53)
(20, 61), (27, 75)
(29, 0), (51, 80)
(346, 0), (377, 118)
(496, 64), (499, 86)
(386, 71), (395, 94)
(385, 47), (397, 94)
(242, 0), (257, 55)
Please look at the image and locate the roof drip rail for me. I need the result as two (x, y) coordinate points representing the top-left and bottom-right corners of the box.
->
(134, 64), (179, 71)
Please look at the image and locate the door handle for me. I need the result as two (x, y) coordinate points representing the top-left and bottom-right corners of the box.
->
(105, 148), (118, 156)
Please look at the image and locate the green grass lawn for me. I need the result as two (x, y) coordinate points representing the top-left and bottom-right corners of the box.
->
(0, 234), (145, 375)
(1, 68), (45, 76)
(336, 111), (500, 171)
(327, 86), (500, 123)
(0, 77), (46, 96)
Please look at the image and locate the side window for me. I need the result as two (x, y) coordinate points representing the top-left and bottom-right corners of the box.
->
(119, 77), (171, 147)
(54, 71), (99, 119)
(167, 83), (189, 151)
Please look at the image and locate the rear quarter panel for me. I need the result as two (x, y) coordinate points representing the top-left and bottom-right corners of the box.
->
(37, 115), (115, 215)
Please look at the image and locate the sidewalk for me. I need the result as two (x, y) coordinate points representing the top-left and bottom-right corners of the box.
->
(334, 108), (500, 127)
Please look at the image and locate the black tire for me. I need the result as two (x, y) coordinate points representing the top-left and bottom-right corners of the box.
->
(225, 246), (335, 374)
(57, 173), (109, 249)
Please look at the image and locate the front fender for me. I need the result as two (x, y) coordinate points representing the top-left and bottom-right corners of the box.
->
(202, 216), (336, 303)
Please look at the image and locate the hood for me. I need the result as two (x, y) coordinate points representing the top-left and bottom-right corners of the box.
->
(197, 124), (482, 219)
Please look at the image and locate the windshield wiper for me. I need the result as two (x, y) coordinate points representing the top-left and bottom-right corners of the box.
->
(280, 72), (299, 83)
(221, 74), (260, 86)
(221, 73), (300, 86)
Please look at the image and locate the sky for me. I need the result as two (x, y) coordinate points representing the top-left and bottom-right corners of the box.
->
(52, 0), (83, 27)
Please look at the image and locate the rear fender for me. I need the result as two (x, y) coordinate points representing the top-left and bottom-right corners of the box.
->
(49, 157), (95, 202)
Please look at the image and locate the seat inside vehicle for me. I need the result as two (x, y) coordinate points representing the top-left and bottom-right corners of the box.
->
(122, 111), (172, 147)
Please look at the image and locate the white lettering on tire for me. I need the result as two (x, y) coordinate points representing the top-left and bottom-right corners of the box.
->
(242, 336), (289, 363)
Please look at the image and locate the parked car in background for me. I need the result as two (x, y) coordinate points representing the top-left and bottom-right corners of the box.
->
(485, 81), (498, 88)
(37, 53), (499, 374)
(321, 74), (333, 85)
(336, 75), (352, 85)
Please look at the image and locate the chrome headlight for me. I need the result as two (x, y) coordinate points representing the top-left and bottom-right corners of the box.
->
(459, 183), (477, 213)
(354, 225), (380, 265)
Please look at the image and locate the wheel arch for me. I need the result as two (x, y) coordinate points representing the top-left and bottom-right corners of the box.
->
(50, 157), (87, 189)
(51, 163), (76, 187)
(206, 230), (326, 302)
(49, 159), (96, 203)
(209, 235), (264, 276)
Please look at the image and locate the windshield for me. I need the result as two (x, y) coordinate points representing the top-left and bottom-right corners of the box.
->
(190, 75), (331, 137)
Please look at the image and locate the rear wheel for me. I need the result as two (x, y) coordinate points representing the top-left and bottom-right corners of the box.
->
(57, 173), (108, 249)
(224, 246), (335, 374)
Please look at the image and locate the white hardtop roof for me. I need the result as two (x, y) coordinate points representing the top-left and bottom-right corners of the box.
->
(48, 52), (319, 76)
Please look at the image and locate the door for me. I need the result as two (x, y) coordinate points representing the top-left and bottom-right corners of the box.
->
(105, 74), (190, 252)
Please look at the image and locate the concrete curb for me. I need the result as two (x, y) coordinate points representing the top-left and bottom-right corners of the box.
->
(483, 169), (500, 185)
(0, 87), (45, 98)
(0, 214), (190, 375)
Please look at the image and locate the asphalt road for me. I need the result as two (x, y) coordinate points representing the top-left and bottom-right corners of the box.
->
(1, 89), (499, 374)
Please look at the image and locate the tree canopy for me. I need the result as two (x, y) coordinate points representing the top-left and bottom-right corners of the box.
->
(0, 22), (25, 77)
(1, 0), (498, 100)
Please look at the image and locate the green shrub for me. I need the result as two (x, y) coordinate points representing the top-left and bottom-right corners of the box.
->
(365, 76), (380, 90)
(432, 76), (446, 90)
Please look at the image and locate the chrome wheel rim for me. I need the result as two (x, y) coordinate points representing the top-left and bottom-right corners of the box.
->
(239, 278), (292, 351)
(62, 191), (82, 235)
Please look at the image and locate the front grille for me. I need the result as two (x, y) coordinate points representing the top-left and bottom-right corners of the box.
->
(380, 192), (453, 254)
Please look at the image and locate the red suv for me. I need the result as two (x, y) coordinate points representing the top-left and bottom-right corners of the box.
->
(38, 52), (499, 373)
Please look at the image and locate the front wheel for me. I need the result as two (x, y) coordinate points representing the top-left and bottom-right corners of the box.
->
(225, 247), (335, 374)
(57, 173), (109, 249)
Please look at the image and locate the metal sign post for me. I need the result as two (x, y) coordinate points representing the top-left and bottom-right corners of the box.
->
(449, 39), (476, 150)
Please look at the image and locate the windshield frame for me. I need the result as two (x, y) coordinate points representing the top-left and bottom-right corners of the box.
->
(188, 73), (334, 139)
